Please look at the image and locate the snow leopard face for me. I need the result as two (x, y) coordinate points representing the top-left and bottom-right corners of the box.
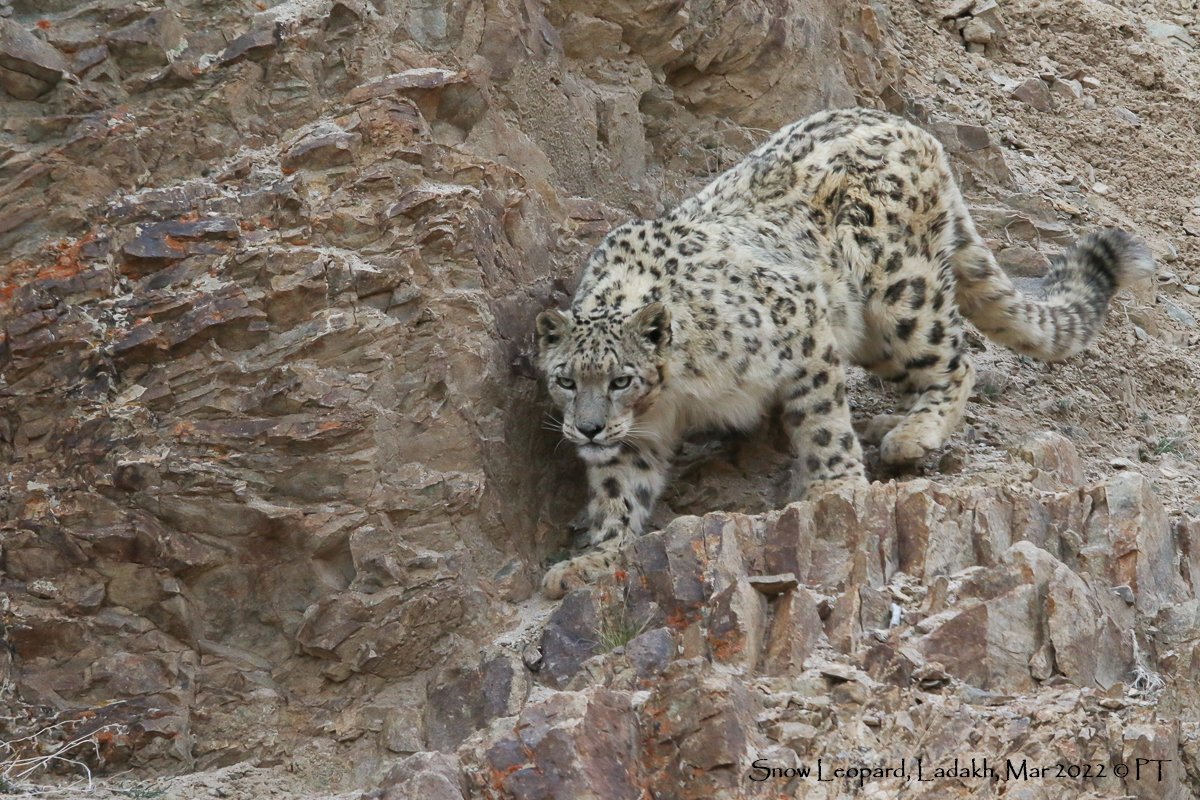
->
(535, 302), (671, 464)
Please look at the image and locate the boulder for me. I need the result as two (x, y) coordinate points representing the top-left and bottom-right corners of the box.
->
(0, 19), (70, 98)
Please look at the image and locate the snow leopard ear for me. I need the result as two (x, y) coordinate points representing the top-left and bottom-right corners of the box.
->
(631, 302), (672, 354)
(536, 309), (570, 349)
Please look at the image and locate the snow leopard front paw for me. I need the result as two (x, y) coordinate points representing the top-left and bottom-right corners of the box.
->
(541, 537), (627, 600)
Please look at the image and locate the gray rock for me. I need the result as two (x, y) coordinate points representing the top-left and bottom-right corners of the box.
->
(539, 589), (600, 688)
(374, 752), (466, 800)
(996, 243), (1051, 278)
(106, 10), (185, 68)
(1011, 77), (1055, 112)
(1163, 299), (1197, 328)
(747, 572), (799, 597)
(1147, 20), (1194, 49)
(625, 627), (674, 679)
(219, 25), (281, 65)
(470, 689), (642, 800)
(0, 18), (70, 98)
(424, 653), (529, 751)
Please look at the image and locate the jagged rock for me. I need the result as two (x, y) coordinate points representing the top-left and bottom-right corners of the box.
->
(106, 10), (186, 69)
(930, 121), (1014, 187)
(281, 125), (360, 171)
(705, 579), (767, 669)
(936, 0), (976, 21)
(219, 25), (281, 65)
(1122, 724), (1187, 799)
(0, 18), (70, 98)
(640, 660), (753, 799)
(747, 572), (799, 597)
(626, 627), (675, 679)
(1015, 431), (1084, 490)
(912, 542), (1136, 692)
(539, 589), (601, 688)
(1173, 517), (1200, 595)
(121, 217), (241, 273)
(627, 513), (749, 630)
(468, 689), (642, 800)
(560, 12), (624, 60)
(759, 586), (824, 675)
(1050, 77), (1084, 101)
(1011, 77), (1055, 112)
(995, 242), (1051, 277)
(962, 18), (994, 45)
(1083, 473), (1181, 616)
(863, 640), (916, 686)
(345, 67), (468, 104)
(1146, 21), (1194, 49)
(1045, 562), (1132, 689)
(295, 583), (466, 680)
(423, 653), (529, 751)
(370, 752), (466, 800)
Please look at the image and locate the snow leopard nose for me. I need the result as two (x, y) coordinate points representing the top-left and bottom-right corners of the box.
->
(577, 422), (604, 440)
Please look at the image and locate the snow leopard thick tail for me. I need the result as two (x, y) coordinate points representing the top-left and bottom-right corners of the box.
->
(949, 214), (1154, 362)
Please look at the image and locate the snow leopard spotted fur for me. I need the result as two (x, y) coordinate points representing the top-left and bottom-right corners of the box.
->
(535, 107), (1153, 599)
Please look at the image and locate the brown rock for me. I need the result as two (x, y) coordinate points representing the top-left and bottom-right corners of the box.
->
(424, 653), (529, 751)
(705, 579), (767, 669)
(219, 26), (281, 65)
(1046, 563), (1132, 689)
(1173, 517), (1200, 595)
(1122, 724), (1187, 799)
(539, 589), (600, 688)
(914, 543), (1054, 691)
(640, 660), (751, 799)
(281, 126), (360, 171)
(106, 10), (186, 69)
(626, 514), (742, 630)
(120, 218), (239, 273)
(1014, 431), (1084, 490)
(3, 0), (1197, 789)
(346, 67), (468, 105)
(996, 243), (1052, 278)
(1010, 77), (1055, 112)
(747, 572), (799, 597)
(1084, 473), (1182, 615)
(471, 689), (642, 800)
(374, 752), (466, 800)
(896, 480), (978, 579)
(0, 19), (70, 98)
(759, 586), (824, 675)
(762, 502), (815, 582)
(863, 640), (916, 686)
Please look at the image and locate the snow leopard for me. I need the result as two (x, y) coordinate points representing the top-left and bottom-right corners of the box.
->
(535, 107), (1153, 599)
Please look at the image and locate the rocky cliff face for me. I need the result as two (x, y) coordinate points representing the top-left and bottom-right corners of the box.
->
(1, 0), (1199, 797)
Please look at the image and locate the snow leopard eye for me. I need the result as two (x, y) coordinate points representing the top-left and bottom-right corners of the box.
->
(609, 376), (632, 391)
(555, 376), (576, 391)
